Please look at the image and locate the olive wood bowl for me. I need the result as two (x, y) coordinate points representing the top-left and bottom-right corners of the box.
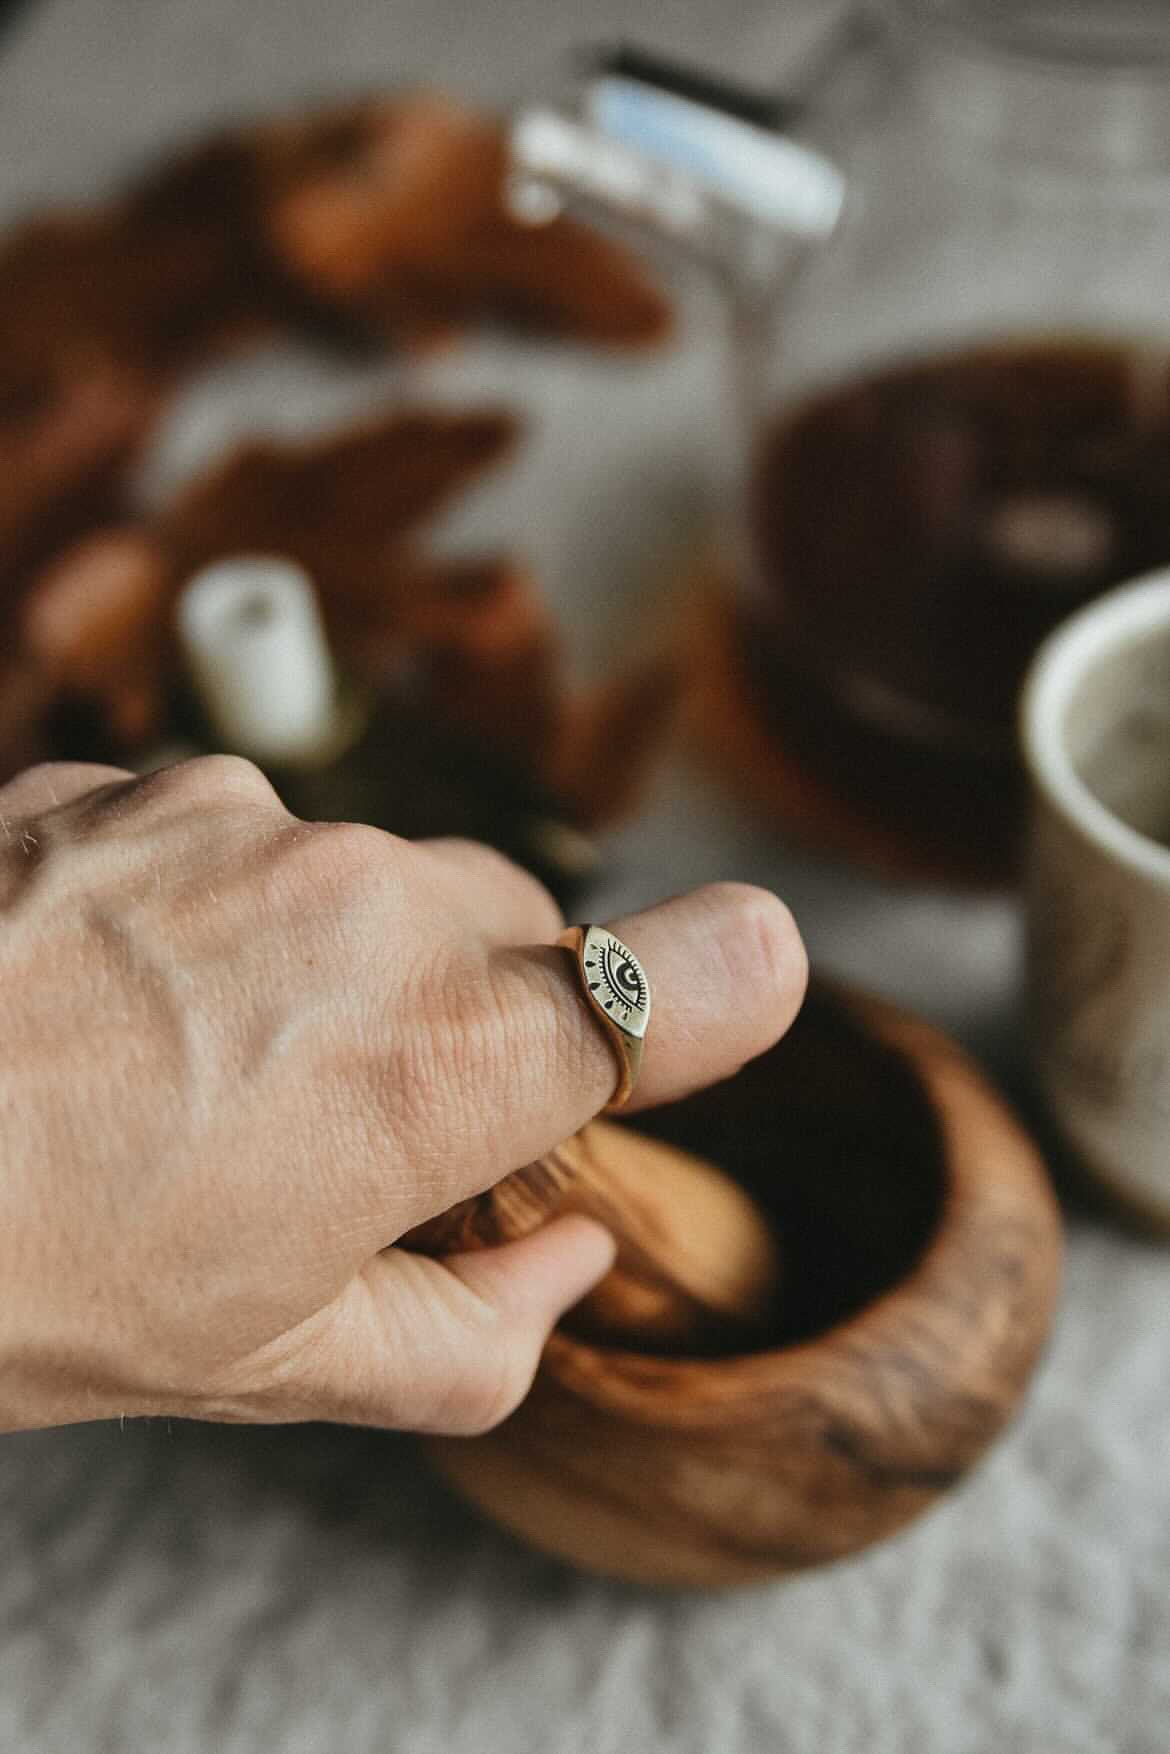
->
(405, 1121), (784, 1352)
(425, 979), (1063, 1589)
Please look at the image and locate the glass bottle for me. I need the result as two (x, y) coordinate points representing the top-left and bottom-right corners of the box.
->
(514, 3), (1170, 880)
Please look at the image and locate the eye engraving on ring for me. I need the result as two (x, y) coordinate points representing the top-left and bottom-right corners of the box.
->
(582, 926), (650, 1039)
(558, 922), (650, 1111)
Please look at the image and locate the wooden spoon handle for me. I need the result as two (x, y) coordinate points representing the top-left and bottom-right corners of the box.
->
(402, 1121), (782, 1353)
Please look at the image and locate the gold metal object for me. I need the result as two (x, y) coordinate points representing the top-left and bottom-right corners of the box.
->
(557, 923), (650, 1111)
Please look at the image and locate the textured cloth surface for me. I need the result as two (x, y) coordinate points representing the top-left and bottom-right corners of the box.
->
(2, 3), (1169, 1751)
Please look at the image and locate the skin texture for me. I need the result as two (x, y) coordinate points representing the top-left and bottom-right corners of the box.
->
(0, 758), (806, 1437)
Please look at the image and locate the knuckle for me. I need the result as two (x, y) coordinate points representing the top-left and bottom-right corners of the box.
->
(543, 959), (594, 1087)
(319, 818), (398, 872)
(168, 753), (283, 809)
(288, 818), (397, 883)
(389, 948), (500, 1127)
(0, 760), (125, 814)
(437, 948), (592, 1132)
(350, 941), (480, 1177)
(457, 949), (569, 1117)
(502, 864), (564, 939)
(426, 839), (564, 938)
(1, 760), (65, 799)
(6, 761), (57, 789)
(428, 835), (501, 867)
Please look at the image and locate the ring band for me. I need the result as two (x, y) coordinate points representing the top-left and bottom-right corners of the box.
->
(557, 923), (651, 1112)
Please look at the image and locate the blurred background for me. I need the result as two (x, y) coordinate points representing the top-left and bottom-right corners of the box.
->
(1, 1), (1168, 1750)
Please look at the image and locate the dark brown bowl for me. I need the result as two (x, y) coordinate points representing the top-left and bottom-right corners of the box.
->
(427, 980), (1063, 1588)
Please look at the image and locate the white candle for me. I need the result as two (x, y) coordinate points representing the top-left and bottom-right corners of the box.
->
(177, 557), (340, 765)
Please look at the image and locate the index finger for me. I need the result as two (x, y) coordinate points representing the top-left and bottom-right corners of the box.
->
(384, 883), (807, 1234)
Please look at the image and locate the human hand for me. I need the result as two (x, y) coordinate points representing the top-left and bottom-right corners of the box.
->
(0, 758), (805, 1435)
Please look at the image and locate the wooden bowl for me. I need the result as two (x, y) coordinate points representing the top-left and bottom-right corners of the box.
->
(426, 980), (1063, 1588)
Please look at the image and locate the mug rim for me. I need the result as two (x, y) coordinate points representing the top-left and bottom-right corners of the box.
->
(1021, 569), (1170, 891)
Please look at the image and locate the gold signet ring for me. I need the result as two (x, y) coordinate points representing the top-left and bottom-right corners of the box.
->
(556, 923), (651, 1112)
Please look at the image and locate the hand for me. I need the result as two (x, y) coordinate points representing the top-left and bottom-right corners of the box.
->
(0, 758), (806, 1435)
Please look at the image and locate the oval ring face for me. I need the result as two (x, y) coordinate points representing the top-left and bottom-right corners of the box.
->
(582, 925), (651, 1039)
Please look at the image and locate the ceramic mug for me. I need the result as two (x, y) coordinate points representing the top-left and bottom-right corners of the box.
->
(1022, 571), (1170, 1229)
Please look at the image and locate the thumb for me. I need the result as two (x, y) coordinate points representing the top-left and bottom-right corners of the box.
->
(239, 1216), (616, 1434)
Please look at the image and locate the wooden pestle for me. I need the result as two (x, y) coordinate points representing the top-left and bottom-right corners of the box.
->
(402, 1121), (783, 1353)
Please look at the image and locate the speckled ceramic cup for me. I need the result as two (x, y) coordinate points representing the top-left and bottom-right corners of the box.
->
(1023, 572), (1170, 1230)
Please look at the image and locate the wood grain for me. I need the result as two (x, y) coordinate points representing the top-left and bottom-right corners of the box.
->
(427, 981), (1063, 1587)
(404, 1122), (783, 1353)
